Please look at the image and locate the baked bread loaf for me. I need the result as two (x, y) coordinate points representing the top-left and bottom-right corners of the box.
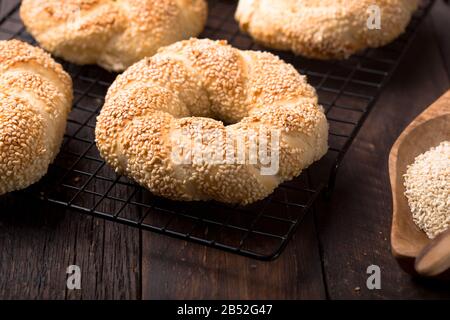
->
(235, 0), (419, 59)
(20, 0), (208, 72)
(96, 38), (328, 204)
(0, 40), (72, 195)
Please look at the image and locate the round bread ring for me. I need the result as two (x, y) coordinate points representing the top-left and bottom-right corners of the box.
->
(235, 0), (419, 59)
(0, 40), (72, 195)
(20, 0), (207, 72)
(95, 38), (328, 204)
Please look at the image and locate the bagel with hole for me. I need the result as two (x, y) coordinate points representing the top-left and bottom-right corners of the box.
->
(95, 38), (328, 204)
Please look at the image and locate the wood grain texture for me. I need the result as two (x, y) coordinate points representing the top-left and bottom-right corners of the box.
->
(430, 0), (450, 79)
(141, 210), (327, 299)
(0, 194), (141, 299)
(0, 197), (73, 299)
(61, 176), (141, 300)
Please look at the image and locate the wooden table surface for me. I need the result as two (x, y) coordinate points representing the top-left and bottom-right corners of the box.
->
(1, 1), (449, 300)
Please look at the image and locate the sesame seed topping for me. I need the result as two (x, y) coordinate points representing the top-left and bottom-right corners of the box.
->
(236, 0), (419, 59)
(0, 40), (72, 195)
(95, 38), (329, 204)
(20, 0), (208, 71)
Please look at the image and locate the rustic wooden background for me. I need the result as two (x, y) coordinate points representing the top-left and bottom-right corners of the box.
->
(1, 1), (449, 299)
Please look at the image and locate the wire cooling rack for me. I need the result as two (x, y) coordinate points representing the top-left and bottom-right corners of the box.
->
(0, 0), (433, 260)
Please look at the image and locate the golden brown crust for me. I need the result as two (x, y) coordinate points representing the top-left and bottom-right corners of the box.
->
(0, 40), (72, 195)
(20, 0), (208, 71)
(96, 38), (328, 204)
(235, 0), (420, 59)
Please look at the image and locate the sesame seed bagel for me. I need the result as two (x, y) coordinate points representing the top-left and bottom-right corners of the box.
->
(235, 0), (419, 59)
(0, 40), (72, 195)
(95, 38), (328, 204)
(20, 0), (208, 72)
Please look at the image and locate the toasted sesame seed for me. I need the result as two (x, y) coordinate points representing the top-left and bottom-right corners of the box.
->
(236, 0), (419, 59)
(20, 0), (208, 72)
(95, 38), (329, 204)
(0, 40), (72, 195)
(404, 141), (450, 239)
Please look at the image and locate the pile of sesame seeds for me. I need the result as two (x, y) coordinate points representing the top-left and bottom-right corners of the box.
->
(404, 141), (450, 239)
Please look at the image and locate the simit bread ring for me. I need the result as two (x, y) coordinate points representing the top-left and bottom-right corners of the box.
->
(235, 0), (419, 59)
(95, 38), (328, 204)
(20, 0), (208, 72)
(0, 40), (72, 195)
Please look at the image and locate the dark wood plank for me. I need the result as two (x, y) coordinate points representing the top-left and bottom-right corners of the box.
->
(430, 0), (450, 79)
(141, 211), (326, 299)
(316, 15), (450, 299)
(0, 194), (140, 299)
(0, 196), (73, 299)
(64, 218), (141, 300)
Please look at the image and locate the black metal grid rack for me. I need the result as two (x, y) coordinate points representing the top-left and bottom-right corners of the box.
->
(0, 0), (433, 260)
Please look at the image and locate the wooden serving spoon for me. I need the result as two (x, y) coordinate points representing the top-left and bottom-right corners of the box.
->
(389, 89), (450, 276)
(415, 228), (450, 277)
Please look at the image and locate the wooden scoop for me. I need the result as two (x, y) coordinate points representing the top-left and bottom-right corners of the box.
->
(415, 228), (450, 277)
(389, 89), (450, 276)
